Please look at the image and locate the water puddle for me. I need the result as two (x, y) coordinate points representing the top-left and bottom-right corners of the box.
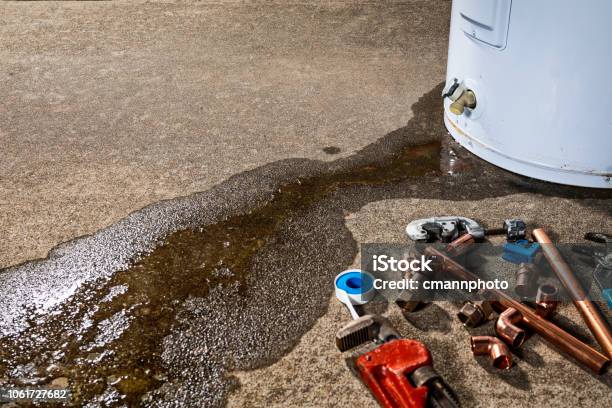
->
(1, 83), (609, 406)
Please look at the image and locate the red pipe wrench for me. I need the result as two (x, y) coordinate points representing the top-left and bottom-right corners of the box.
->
(356, 339), (431, 408)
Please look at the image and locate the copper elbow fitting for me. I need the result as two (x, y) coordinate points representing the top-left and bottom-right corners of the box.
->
(496, 308), (526, 348)
(535, 284), (559, 318)
(471, 336), (512, 370)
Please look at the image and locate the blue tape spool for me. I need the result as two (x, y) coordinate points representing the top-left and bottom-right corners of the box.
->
(335, 270), (373, 296)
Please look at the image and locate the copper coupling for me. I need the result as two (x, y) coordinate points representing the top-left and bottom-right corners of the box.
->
(495, 308), (526, 348)
(514, 263), (538, 298)
(535, 284), (559, 318)
(471, 336), (512, 370)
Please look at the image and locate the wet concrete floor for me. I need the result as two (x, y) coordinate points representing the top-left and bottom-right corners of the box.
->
(1, 84), (611, 407)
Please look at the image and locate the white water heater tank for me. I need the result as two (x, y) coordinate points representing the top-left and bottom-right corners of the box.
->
(443, 0), (612, 188)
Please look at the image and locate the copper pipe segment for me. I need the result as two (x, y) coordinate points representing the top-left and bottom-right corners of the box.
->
(471, 336), (512, 370)
(445, 233), (475, 257)
(424, 246), (610, 374)
(532, 228), (612, 360)
(496, 308), (526, 348)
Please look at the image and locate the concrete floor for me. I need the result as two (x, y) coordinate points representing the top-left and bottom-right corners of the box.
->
(1, 1), (611, 407)
(228, 195), (612, 407)
(0, 0), (449, 269)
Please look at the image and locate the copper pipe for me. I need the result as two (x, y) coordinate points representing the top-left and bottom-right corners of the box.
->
(424, 246), (610, 374)
(532, 228), (612, 360)
(471, 336), (512, 370)
(496, 308), (525, 348)
(445, 233), (475, 257)
(535, 284), (559, 318)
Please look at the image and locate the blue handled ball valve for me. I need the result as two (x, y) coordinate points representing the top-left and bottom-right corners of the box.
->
(502, 239), (541, 264)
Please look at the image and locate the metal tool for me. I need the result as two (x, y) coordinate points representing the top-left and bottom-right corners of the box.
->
(335, 269), (393, 352)
(503, 219), (527, 242)
(405, 216), (521, 246)
(334, 270), (459, 407)
(356, 339), (460, 408)
(406, 216), (485, 243)
(336, 315), (399, 352)
(337, 315), (459, 408)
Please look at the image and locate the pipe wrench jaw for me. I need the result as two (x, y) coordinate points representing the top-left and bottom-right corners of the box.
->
(335, 315), (399, 352)
(356, 339), (432, 408)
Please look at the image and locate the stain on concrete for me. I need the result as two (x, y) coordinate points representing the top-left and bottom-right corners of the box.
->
(323, 146), (342, 155)
(1, 84), (611, 407)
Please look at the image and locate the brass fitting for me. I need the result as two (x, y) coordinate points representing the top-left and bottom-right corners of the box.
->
(496, 307), (526, 348)
(395, 265), (434, 314)
(515, 263), (539, 298)
(449, 90), (476, 115)
(535, 284), (559, 318)
(471, 336), (512, 370)
(457, 299), (494, 328)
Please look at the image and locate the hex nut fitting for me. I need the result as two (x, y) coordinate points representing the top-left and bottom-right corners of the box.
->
(457, 300), (494, 328)
(396, 269), (433, 313)
(395, 293), (422, 313)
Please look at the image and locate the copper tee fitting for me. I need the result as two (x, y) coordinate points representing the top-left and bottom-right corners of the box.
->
(496, 308), (526, 348)
(471, 336), (512, 370)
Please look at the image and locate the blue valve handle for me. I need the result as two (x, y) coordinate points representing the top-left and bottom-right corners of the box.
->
(602, 289), (612, 310)
(502, 239), (540, 264)
(593, 264), (612, 310)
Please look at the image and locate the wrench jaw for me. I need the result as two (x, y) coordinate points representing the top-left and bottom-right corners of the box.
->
(356, 339), (432, 408)
(335, 315), (399, 352)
